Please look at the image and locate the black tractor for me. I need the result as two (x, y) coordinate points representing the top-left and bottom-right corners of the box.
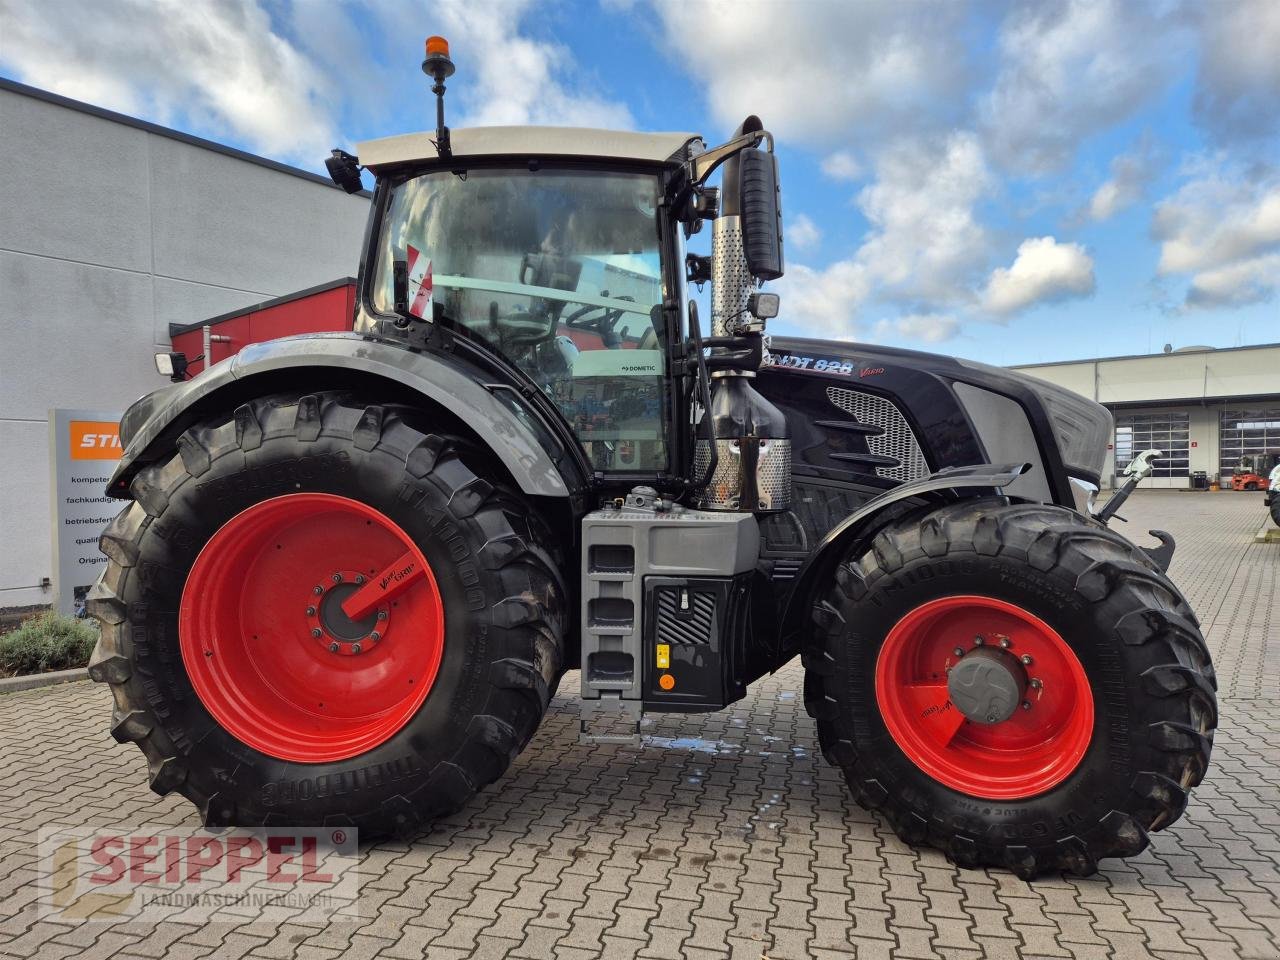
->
(89, 39), (1214, 878)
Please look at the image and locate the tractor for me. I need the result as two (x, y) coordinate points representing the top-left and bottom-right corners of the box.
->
(88, 38), (1215, 878)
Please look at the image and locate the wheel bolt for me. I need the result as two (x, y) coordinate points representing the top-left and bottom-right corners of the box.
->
(313, 585), (323, 596)
(355, 574), (365, 585)
(973, 636), (985, 646)
(1020, 653), (1033, 666)
(953, 647), (965, 658)
(306, 606), (316, 616)
(331, 573), (343, 583)
(370, 631), (381, 642)
(377, 611), (388, 621)
(1029, 678), (1042, 690)
(329, 642), (340, 653)
(311, 628), (322, 639)
(998, 636), (1012, 649)
(352, 643), (362, 654)
(1022, 700), (1032, 710)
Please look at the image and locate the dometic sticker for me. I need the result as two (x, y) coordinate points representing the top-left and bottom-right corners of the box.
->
(405, 244), (433, 319)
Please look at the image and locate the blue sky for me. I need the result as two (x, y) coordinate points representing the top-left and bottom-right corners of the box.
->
(2, 0), (1277, 366)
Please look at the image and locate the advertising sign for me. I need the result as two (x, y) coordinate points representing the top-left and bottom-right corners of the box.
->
(49, 409), (122, 617)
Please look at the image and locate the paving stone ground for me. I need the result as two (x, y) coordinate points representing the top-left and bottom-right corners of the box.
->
(1, 490), (1278, 959)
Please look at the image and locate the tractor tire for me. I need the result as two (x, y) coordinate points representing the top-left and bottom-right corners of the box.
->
(1270, 497), (1280, 527)
(87, 392), (565, 837)
(803, 497), (1216, 878)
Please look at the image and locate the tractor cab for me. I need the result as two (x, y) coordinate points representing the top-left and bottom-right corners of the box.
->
(336, 36), (787, 502)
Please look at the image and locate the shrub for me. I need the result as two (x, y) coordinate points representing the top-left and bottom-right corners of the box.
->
(0, 612), (98, 677)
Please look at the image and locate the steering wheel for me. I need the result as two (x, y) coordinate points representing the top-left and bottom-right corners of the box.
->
(565, 294), (634, 346)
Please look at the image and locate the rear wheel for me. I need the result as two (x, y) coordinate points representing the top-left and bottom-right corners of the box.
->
(804, 498), (1216, 877)
(88, 393), (565, 836)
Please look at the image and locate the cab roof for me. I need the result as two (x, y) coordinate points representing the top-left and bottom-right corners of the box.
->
(356, 126), (703, 171)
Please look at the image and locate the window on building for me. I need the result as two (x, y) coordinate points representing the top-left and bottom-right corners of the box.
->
(1114, 412), (1190, 478)
(1219, 408), (1280, 476)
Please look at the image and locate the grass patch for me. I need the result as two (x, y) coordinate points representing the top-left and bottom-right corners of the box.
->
(0, 612), (98, 677)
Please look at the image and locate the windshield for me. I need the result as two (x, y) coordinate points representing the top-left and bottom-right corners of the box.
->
(373, 168), (668, 472)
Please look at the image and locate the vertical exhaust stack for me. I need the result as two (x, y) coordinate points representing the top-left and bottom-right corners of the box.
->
(692, 117), (792, 514)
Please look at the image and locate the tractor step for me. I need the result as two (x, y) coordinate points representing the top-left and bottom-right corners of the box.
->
(578, 693), (643, 746)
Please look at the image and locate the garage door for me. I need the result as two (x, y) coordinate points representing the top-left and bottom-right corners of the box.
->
(1114, 412), (1190, 479)
(1220, 408), (1280, 478)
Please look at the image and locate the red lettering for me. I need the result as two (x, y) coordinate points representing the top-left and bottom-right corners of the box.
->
(128, 836), (161, 883)
(88, 836), (125, 884)
(225, 837), (264, 882)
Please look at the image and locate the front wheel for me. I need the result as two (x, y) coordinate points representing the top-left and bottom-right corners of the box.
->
(88, 393), (565, 837)
(804, 498), (1216, 877)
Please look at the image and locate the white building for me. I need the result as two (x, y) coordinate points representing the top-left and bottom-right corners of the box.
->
(0, 78), (369, 609)
(1013, 343), (1280, 488)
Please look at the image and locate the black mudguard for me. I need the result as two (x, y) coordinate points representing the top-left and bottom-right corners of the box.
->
(773, 462), (1032, 662)
(109, 333), (575, 501)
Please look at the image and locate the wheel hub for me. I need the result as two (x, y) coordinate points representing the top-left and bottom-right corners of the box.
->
(947, 646), (1027, 724)
(874, 595), (1094, 800)
(306, 572), (389, 656)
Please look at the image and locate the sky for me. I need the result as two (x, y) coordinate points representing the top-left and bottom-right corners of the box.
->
(1, 0), (1277, 366)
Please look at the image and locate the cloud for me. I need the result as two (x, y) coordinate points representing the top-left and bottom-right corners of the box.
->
(1185, 253), (1280, 308)
(855, 131), (992, 304)
(980, 0), (1188, 173)
(821, 151), (863, 182)
(1084, 136), (1161, 221)
(776, 260), (873, 339)
(982, 237), (1096, 315)
(1153, 162), (1280, 307)
(779, 132), (990, 338)
(875, 313), (960, 343)
(0, 0), (336, 162)
(787, 214), (821, 251)
(0, 0), (635, 168)
(424, 1), (633, 129)
(1192, 0), (1280, 145)
(651, 0), (970, 145)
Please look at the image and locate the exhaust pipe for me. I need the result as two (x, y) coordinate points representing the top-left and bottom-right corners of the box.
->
(693, 117), (791, 514)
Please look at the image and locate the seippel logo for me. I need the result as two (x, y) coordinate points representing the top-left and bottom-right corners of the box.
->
(70, 422), (123, 461)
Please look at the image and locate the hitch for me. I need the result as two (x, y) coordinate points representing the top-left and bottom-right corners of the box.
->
(1094, 448), (1161, 524)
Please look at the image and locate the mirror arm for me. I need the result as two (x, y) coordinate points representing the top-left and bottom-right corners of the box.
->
(688, 130), (772, 189)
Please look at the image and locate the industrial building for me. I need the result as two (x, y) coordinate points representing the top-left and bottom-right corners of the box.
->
(1, 77), (1276, 610)
(1012, 344), (1280, 489)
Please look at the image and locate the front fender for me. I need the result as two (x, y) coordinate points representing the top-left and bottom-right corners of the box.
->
(109, 333), (573, 499)
(775, 462), (1031, 658)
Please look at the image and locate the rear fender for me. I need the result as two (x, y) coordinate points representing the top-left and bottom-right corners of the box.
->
(775, 462), (1031, 659)
(109, 333), (574, 500)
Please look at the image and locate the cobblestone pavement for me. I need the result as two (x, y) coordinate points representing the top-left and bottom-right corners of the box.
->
(1, 491), (1278, 959)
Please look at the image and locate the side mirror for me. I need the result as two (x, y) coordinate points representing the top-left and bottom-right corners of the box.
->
(325, 149), (364, 194)
(738, 148), (784, 281)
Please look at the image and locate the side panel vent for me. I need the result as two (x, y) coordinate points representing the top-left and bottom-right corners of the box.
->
(654, 588), (716, 646)
(824, 387), (929, 482)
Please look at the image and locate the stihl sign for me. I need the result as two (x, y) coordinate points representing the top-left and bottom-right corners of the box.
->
(69, 421), (123, 460)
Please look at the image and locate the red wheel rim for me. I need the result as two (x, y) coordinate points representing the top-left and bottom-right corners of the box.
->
(875, 595), (1094, 800)
(179, 493), (445, 763)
